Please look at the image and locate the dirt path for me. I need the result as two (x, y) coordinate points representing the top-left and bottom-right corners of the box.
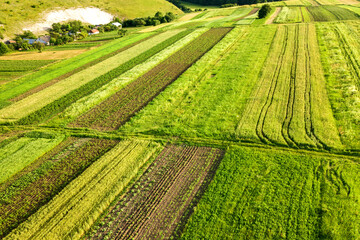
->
(265, 7), (282, 25)
(178, 12), (203, 21)
(0, 49), (87, 60)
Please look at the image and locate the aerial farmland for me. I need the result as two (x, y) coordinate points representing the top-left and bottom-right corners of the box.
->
(0, 0), (359, 238)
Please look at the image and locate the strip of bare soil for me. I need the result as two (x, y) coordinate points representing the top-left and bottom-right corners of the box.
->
(265, 7), (282, 24)
(89, 145), (224, 239)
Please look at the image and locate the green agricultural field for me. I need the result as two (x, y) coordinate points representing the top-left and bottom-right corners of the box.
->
(0, 60), (55, 84)
(274, 7), (303, 23)
(0, 32), (155, 107)
(181, 146), (360, 239)
(0, 133), (63, 183)
(0, 30), (183, 122)
(1, 2), (360, 240)
(316, 21), (360, 149)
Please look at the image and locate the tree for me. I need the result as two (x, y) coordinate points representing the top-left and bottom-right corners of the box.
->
(165, 12), (176, 22)
(118, 29), (127, 37)
(19, 30), (37, 39)
(258, 4), (271, 19)
(0, 42), (10, 55)
(33, 41), (45, 53)
(154, 11), (163, 19)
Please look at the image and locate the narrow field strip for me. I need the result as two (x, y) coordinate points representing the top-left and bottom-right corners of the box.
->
(0, 138), (118, 238)
(0, 134), (63, 184)
(181, 146), (360, 239)
(120, 26), (276, 141)
(0, 32), (155, 106)
(9, 33), (158, 103)
(88, 145), (224, 240)
(47, 28), (209, 127)
(5, 140), (162, 240)
(274, 7), (303, 23)
(12, 29), (193, 125)
(233, 8), (258, 22)
(235, 9), (259, 25)
(70, 28), (232, 131)
(0, 30), (183, 122)
(307, 6), (336, 21)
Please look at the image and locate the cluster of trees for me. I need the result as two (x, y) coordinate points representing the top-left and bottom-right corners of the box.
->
(1, 11), (176, 55)
(181, 0), (280, 5)
(122, 12), (176, 27)
(258, 4), (272, 18)
(166, 0), (192, 13)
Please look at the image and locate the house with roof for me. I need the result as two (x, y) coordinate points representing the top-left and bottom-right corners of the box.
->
(4, 40), (16, 45)
(112, 22), (122, 28)
(23, 36), (50, 45)
(88, 29), (100, 35)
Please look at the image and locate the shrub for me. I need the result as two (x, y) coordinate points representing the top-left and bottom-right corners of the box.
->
(258, 4), (272, 19)
(0, 42), (10, 55)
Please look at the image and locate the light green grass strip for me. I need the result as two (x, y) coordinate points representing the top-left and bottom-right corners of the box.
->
(274, 7), (302, 23)
(0, 32), (155, 104)
(48, 28), (208, 126)
(0, 30), (183, 122)
(0, 136), (64, 183)
(5, 139), (162, 240)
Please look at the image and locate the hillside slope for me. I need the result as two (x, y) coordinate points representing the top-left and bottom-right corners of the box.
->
(0, 0), (182, 37)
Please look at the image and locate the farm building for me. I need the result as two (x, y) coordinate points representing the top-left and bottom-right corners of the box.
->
(23, 36), (50, 45)
(89, 29), (100, 35)
(112, 22), (122, 28)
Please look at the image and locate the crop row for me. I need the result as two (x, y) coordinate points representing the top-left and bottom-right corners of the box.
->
(5, 140), (162, 240)
(12, 29), (192, 125)
(10, 33), (158, 102)
(88, 144), (224, 240)
(70, 27), (232, 131)
(237, 24), (341, 149)
(0, 32), (155, 107)
(181, 146), (360, 239)
(0, 137), (118, 238)
(46, 28), (209, 127)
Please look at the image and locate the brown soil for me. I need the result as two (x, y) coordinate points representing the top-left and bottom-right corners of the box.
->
(265, 7), (282, 25)
(90, 145), (224, 240)
(0, 50), (88, 61)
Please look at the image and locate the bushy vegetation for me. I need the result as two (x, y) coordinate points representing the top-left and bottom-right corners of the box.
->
(122, 11), (176, 27)
(258, 4), (271, 19)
